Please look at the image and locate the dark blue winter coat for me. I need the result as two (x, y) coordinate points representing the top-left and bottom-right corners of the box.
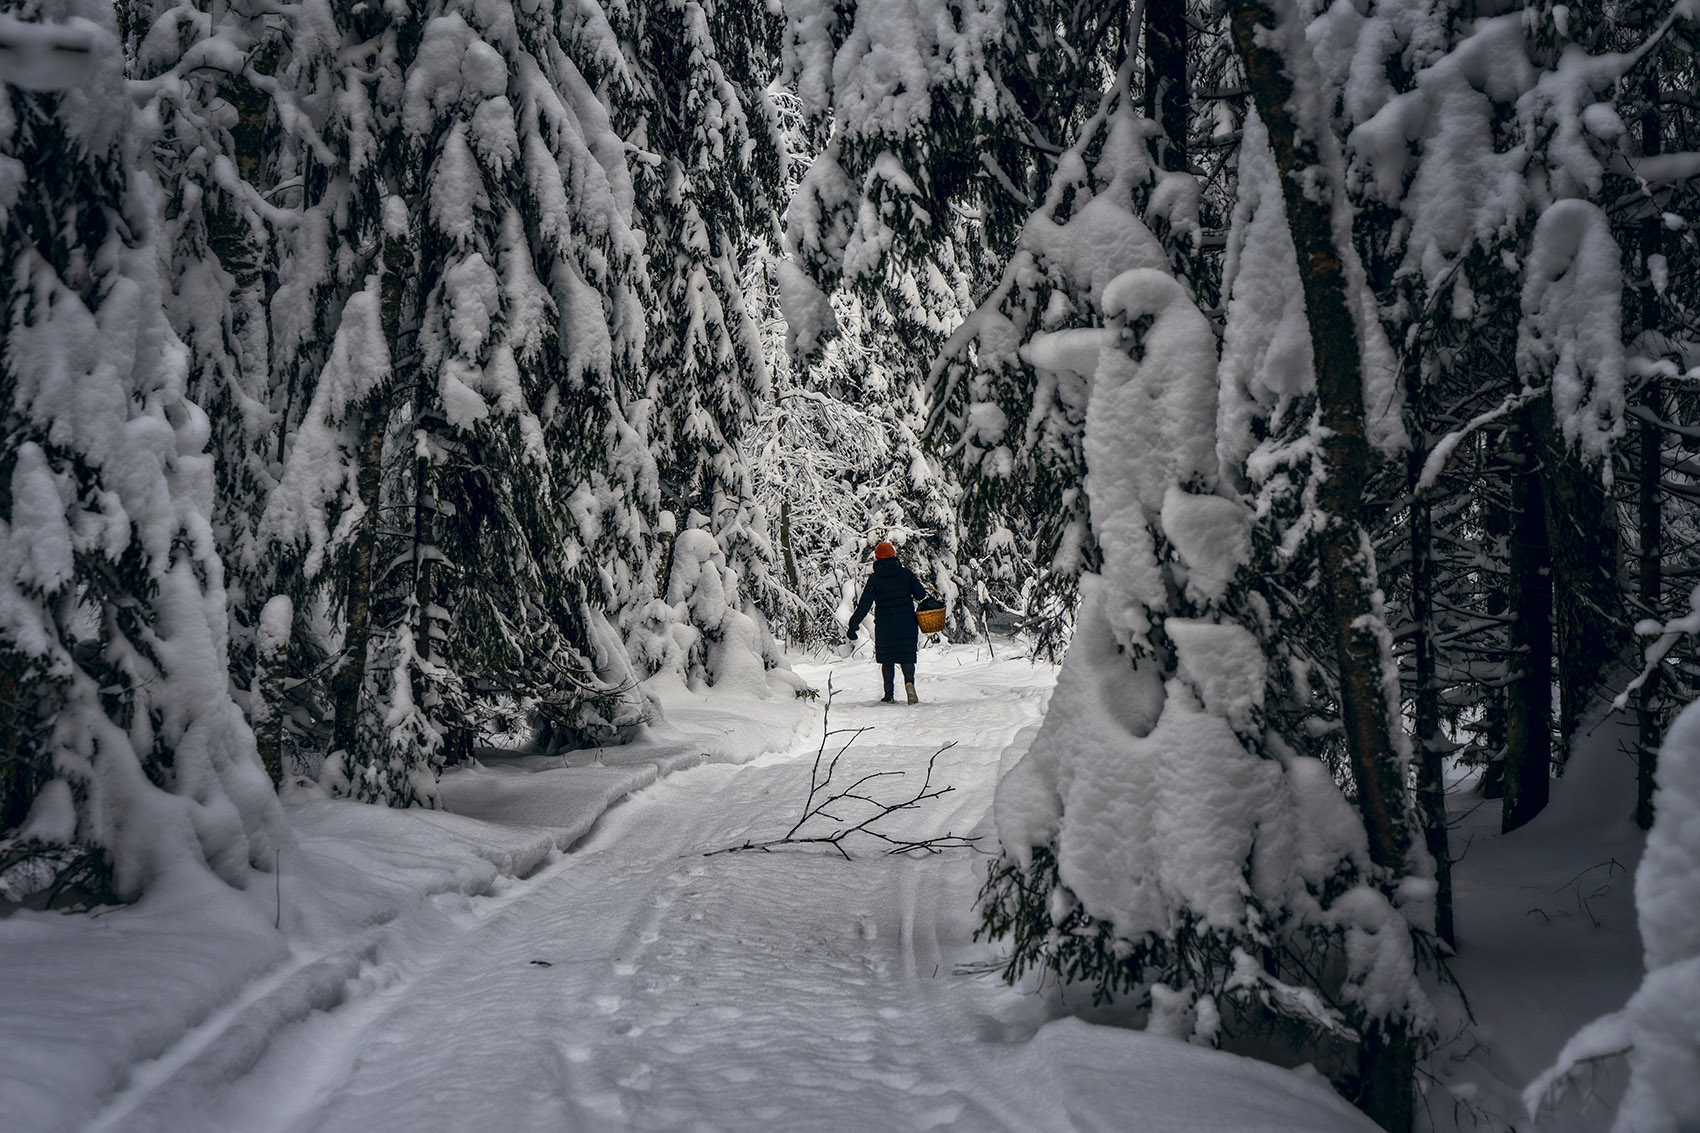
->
(848, 558), (928, 664)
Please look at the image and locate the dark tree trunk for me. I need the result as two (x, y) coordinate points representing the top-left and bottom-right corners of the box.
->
(1227, 3), (1420, 1127)
(1144, 0), (1189, 173)
(253, 602), (290, 785)
(779, 496), (805, 641)
(1636, 375), (1663, 831)
(0, 666), (36, 831)
(1635, 72), (1664, 831)
(205, 72), (270, 292)
(1407, 353), (1454, 948)
(1533, 397), (1623, 748)
(331, 402), (386, 757)
(1478, 430), (1509, 800)
(1503, 412), (1553, 833)
(1227, 0), (1412, 878)
(331, 228), (408, 756)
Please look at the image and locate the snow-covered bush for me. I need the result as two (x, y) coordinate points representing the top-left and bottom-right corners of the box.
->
(0, 3), (286, 902)
(631, 527), (808, 699)
(1528, 690), (1700, 1130)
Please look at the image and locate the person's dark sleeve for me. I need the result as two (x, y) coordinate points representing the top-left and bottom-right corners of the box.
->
(909, 571), (927, 603)
(848, 576), (875, 636)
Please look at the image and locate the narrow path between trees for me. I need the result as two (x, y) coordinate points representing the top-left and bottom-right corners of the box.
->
(87, 648), (1374, 1132)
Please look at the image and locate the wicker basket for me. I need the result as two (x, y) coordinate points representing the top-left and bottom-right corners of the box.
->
(916, 592), (947, 635)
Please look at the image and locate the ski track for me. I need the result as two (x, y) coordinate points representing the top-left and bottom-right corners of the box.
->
(89, 652), (1067, 1133)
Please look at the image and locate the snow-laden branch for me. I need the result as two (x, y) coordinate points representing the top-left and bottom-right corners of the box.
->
(1612, 584), (1700, 711)
(0, 14), (110, 91)
(1415, 386), (1544, 495)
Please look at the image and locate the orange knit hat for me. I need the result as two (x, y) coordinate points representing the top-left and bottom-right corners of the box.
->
(874, 541), (896, 559)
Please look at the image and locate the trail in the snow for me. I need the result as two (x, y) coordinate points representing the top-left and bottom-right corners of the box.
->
(85, 649), (1376, 1133)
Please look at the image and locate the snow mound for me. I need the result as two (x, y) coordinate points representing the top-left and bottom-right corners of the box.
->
(1530, 699), (1700, 1131)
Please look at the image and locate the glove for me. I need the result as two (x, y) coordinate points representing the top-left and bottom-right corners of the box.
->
(847, 631), (858, 642)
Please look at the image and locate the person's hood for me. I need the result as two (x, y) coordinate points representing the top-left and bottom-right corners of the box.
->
(873, 557), (904, 577)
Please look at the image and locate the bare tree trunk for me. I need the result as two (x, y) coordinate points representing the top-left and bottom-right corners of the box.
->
(1227, 3), (1420, 1126)
(1503, 411), (1552, 833)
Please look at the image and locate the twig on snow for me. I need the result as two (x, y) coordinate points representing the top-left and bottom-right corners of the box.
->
(706, 680), (978, 860)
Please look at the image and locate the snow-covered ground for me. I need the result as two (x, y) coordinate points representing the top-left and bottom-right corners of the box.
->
(1425, 712), (1647, 1133)
(3, 642), (1384, 1132)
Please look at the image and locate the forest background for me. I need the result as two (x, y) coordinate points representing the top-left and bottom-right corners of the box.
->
(2, 0), (1699, 1129)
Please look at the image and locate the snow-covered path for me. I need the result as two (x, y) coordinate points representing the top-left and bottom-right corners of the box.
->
(64, 650), (1373, 1132)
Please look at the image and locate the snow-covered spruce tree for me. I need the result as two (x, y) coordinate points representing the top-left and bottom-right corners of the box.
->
(0, 4), (285, 903)
(980, 7), (1440, 1128)
(123, 0), (289, 721)
(398, 0), (666, 753)
(594, 0), (787, 609)
(264, 0), (661, 801)
(977, 186), (1433, 1128)
(1612, 1), (1700, 829)
(929, 63), (1201, 657)
(125, 0), (379, 768)
(1339, 0), (1690, 835)
(260, 0), (431, 803)
(123, 0), (404, 784)
(1228, 0), (1439, 1121)
(777, 0), (1004, 347)
(640, 519), (811, 698)
(1519, 0), (1700, 829)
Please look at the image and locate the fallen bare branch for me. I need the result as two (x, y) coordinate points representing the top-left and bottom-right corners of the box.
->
(707, 680), (979, 860)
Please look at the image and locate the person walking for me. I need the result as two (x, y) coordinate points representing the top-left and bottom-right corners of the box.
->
(847, 541), (929, 704)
